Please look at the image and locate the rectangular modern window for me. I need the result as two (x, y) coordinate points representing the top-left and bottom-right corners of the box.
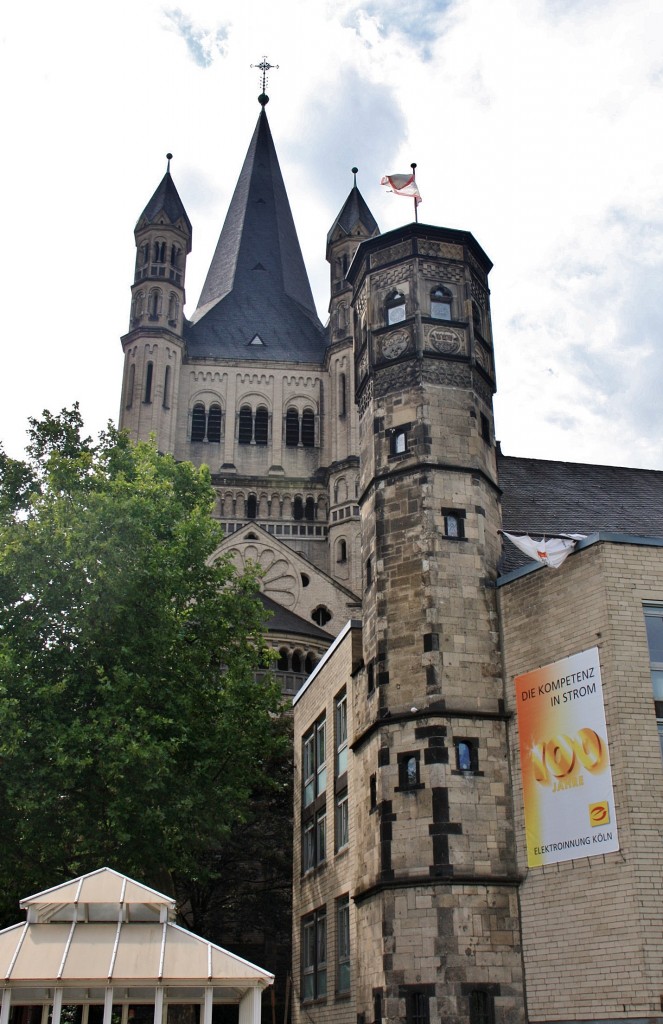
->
(644, 604), (663, 757)
(335, 789), (349, 851)
(302, 909), (327, 1002)
(337, 895), (350, 994)
(302, 715), (327, 872)
(336, 691), (348, 775)
(303, 716), (326, 808)
(302, 808), (326, 872)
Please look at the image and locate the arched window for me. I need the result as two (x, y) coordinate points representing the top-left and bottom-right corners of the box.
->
(386, 289), (406, 325)
(133, 291), (145, 319)
(285, 408), (299, 447)
(149, 289), (161, 320)
(238, 406), (253, 445)
(207, 404), (222, 443)
(305, 654), (315, 673)
(277, 648), (289, 672)
(337, 539), (347, 563)
(170, 245), (179, 268)
(301, 410), (315, 448)
(255, 406), (268, 446)
(163, 366), (171, 409)
(168, 293), (178, 325)
(305, 497), (316, 522)
(141, 243), (150, 266)
(246, 494), (257, 519)
(191, 403), (206, 442)
(292, 651), (302, 673)
(339, 373), (347, 417)
(125, 363), (135, 409)
(144, 361), (154, 404)
(431, 286), (452, 320)
(154, 241), (166, 264)
(293, 496), (304, 521)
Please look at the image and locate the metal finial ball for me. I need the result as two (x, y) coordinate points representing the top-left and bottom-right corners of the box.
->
(258, 93), (269, 106)
(351, 167), (358, 174)
(166, 153), (173, 160)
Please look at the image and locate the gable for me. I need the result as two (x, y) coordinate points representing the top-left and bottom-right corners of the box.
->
(210, 524), (360, 638)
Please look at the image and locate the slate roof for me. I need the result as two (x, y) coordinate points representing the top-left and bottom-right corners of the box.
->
(138, 170), (192, 234)
(259, 593), (333, 642)
(498, 450), (663, 572)
(186, 109), (325, 362)
(327, 185), (379, 246)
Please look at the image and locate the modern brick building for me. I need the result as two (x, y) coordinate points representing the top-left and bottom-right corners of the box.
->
(120, 97), (663, 1024)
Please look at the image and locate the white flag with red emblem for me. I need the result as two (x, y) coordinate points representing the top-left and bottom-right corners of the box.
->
(380, 173), (422, 205)
(503, 532), (586, 569)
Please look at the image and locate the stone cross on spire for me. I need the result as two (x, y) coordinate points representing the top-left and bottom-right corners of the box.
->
(251, 56), (279, 106)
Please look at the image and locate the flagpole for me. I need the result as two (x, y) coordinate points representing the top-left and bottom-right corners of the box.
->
(411, 163), (418, 223)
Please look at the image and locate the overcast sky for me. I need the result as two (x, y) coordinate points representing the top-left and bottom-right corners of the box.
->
(1, 0), (662, 468)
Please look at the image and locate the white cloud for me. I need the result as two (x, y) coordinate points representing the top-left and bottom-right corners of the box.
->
(0, 0), (662, 471)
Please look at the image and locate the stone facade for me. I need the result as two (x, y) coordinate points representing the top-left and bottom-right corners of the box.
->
(120, 104), (663, 1024)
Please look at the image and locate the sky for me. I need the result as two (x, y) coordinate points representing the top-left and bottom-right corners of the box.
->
(1, 0), (662, 468)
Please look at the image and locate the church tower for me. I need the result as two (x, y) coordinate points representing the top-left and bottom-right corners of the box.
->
(345, 223), (525, 1024)
(120, 159), (191, 453)
(325, 175), (379, 596)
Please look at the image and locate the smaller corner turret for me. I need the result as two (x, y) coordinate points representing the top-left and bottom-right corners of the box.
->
(130, 155), (192, 337)
(120, 156), (192, 452)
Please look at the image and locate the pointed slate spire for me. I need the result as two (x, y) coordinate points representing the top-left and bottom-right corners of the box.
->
(137, 162), (192, 235)
(187, 108), (324, 362)
(326, 182), (379, 250)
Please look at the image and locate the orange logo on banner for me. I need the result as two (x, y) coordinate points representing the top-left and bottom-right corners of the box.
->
(589, 801), (610, 826)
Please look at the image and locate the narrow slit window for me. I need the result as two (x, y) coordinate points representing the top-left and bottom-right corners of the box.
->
(144, 361), (154, 404)
(255, 406), (269, 445)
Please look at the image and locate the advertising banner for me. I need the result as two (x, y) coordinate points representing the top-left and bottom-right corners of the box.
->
(515, 647), (619, 867)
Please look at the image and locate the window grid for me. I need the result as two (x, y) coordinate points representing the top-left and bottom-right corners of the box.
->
(302, 909), (327, 1002)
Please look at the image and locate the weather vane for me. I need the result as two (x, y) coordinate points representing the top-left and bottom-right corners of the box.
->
(251, 56), (279, 106)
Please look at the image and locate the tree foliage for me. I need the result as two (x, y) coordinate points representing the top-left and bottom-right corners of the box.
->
(0, 407), (284, 924)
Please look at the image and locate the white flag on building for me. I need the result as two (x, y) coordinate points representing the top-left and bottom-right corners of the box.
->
(503, 532), (586, 568)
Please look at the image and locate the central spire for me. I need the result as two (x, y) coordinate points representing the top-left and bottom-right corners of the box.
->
(187, 107), (324, 362)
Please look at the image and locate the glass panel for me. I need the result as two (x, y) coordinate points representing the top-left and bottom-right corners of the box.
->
(317, 809), (326, 861)
(431, 300), (451, 320)
(645, 610), (663, 663)
(387, 304), (406, 325)
(406, 756), (418, 786)
(446, 515), (459, 538)
(652, 670), (663, 701)
(457, 741), (472, 771)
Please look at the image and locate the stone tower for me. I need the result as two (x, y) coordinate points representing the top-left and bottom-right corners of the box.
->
(345, 223), (525, 1024)
(325, 181), (380, 597)
(120, 162), (192, 453)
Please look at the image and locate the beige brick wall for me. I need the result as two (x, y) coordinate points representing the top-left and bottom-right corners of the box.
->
(292, 624), (361, 1024)
(500, 539), (663, 1021)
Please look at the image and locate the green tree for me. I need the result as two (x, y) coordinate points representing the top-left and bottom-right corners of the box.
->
(0, 407), (285, 925)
